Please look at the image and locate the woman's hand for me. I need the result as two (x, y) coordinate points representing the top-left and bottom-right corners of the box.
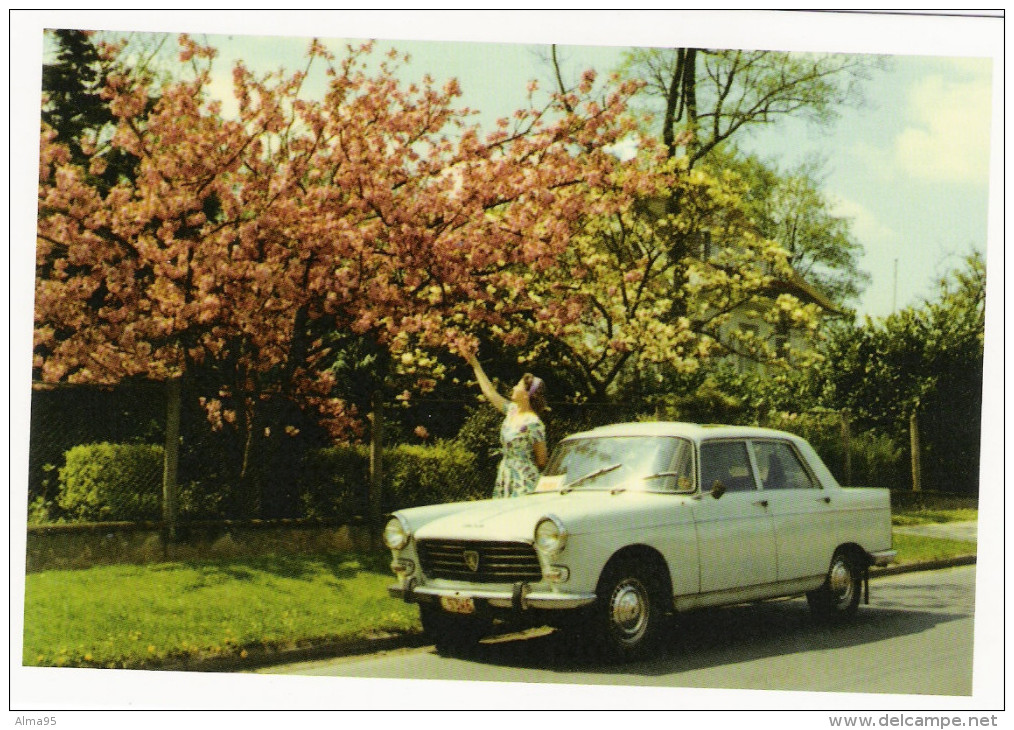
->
(464, 351), (508, 411)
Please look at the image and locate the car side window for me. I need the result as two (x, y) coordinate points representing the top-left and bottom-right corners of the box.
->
(700, 441), (757, 492)
(753, 441), (816, 490)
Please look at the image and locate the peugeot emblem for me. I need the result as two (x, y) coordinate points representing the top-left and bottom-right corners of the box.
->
(463, 549), (480, 572)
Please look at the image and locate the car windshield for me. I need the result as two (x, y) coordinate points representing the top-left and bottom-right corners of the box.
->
(542, 436), (695, 493)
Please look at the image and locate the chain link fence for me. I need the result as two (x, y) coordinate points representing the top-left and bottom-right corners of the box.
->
(27, 378), (964, 526)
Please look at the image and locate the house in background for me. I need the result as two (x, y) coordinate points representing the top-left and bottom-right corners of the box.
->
(692, 229), (848, 373)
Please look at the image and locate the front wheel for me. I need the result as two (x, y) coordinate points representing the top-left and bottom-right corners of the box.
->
(807, 548), (863, 621)
(592, 559), (666, 662)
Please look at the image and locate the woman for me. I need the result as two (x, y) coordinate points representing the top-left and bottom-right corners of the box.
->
(464, 352), (548, 498)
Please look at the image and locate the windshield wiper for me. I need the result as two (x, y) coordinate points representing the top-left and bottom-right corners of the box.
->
(561, 463), (621, 493)
(642, 471), (695, 493)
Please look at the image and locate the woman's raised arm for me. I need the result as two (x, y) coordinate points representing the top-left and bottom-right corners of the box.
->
(465, 353), (509, 412)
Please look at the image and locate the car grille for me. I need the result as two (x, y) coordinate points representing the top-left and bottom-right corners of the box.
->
(417, 539), (542, 583)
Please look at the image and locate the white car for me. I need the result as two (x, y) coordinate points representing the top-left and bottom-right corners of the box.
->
(385, 422), (896, 661)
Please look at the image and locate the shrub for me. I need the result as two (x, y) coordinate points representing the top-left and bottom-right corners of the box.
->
(848, 430), (906, 489)
(176, 481), (229, 521)
(57, 443), (164, 522)
(383, 440), (485, 511)
(49, 437), (497, 525)
(760, 412), (907, 489)
(299, 440), (487, 517)
(454, 406), (503, 494)
(298, 445), (369, 520)
(27, 497), (59, 525)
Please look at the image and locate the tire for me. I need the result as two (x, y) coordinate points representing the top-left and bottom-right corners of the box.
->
(807, 548), (863, 621)
(419, 603), (489, 656)
(592, 558), (666, 662)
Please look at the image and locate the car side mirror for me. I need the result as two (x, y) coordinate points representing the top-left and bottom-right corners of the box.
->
(710, 480), (726, 500)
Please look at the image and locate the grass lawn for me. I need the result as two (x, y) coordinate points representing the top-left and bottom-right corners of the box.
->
(22, 551), (419, 670)
(23, 517), (978, 670)
(891, 533), (977, 565)
(892, 507), (978, 526)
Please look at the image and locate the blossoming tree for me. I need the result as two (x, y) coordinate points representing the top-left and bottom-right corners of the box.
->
(35, 34), (664, 515)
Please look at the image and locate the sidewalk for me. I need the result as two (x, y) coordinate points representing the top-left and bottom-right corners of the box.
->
(892, 520), (978, 543)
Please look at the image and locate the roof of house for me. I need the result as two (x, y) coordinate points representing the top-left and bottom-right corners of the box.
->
(766, 267), (848, 317)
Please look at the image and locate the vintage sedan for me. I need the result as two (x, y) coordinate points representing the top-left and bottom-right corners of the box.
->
(384, 422), (896, 661)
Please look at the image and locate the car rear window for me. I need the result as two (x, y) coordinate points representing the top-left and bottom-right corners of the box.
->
(700, 441), (757, 492)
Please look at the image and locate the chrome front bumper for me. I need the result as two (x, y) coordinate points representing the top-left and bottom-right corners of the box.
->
(388, 582), (597, 611)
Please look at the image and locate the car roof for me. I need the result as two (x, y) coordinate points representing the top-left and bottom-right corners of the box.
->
(562, 421), (803, 444)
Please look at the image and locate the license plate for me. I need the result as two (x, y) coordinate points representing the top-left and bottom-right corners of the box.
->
(440, 595), (476, 615)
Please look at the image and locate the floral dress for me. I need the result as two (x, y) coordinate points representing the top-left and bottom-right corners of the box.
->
(493, 403), (546, 498)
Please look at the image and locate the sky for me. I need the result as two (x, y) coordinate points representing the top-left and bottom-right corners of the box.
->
(24, 10), (999, 320)
(7, 8), (1006, 718)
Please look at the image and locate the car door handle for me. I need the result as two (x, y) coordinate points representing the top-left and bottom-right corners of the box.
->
(754, 499), (769, 508)
(818, 496), (831, 504)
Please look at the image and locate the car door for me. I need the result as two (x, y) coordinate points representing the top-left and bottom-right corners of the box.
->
(750, 439), (835, 581)
(691, 439), (778, 594)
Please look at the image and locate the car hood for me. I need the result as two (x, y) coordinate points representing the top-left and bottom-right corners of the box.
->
(407, 489), (688, 543)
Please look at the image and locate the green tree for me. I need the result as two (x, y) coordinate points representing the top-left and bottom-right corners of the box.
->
(514, 45), (878, 407)
(620, 47), (883, 166)
(41, 29), (162, 190)
(816, 252), (986, 493)
(710, 150), (869, 308)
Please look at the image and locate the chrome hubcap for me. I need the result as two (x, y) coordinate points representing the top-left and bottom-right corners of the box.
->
(610, 580), (649, 643)
(829, 558), (854, 604)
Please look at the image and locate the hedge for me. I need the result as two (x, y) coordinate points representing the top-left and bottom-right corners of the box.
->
(57, 443), (164, 522)
(298, 444), (370, 520)
(382, 440), (486, 511)
(298, 440), (487, 519)
(46, 437), (492, 524)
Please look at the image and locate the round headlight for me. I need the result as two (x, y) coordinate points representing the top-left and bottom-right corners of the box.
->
(534, 516), (567, 555)
(383, 516), (410, 550)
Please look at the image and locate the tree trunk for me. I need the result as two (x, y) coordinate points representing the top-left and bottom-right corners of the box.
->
(683, 48), (699, 161)
(162, 375), (182, 542)
(662, 49), (686, 157)
(368, 391), (384, 548)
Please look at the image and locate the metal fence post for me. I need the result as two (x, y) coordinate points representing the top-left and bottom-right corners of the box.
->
(840, 409), (852, 487)
(909, 410), (922, 492)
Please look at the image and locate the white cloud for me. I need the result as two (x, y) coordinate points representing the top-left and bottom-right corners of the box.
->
(891, 68), (993, 184)
(828, 194), (898, 245)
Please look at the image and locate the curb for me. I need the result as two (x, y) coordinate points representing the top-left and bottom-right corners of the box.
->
(166, 554), (976, 674)
(159, 631), (430, 674)
(871, 553), (976, 578)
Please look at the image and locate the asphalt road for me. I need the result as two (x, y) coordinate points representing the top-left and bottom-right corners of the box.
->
(258, 565), (976, 697)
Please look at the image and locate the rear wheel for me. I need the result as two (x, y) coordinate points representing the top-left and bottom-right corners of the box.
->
(419, 603), (489, 656)
(807, 548), (863, 621)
